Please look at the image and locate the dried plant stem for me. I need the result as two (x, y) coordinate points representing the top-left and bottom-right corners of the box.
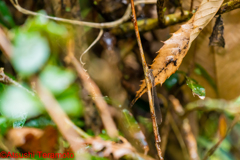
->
(0, 68), (35, 96)
(67, 40), (118, 138)
(157, 0), (165, 27)
(0, 27), (12, 58)
(130, 0), (163, 159)
(80, 29), (103, 68)
(160, 111), (171, 155)
(203, 114), (240, 160)
(190, 0), (194, 11)
(169, 113), (189, 160)
(36, 80), (85, 151)
(9, 0), (156, 29)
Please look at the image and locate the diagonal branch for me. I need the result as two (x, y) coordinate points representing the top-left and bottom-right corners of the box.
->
(66, 39), (118, 138)
(130, 0), (163, 159)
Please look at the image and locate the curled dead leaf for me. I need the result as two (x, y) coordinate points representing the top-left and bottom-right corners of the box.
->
(131, 0), (224, 105)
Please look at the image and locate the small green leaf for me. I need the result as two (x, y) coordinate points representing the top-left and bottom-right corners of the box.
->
(195, 63), (217, 92)
(0, 86), (43, 125)
(12, 32), (50, 76)
(58, 96), (83, 117)
(40, 65), (76, 95)
(186, 77), (206, 99)
(164, 73), (178, 90)
(0, 117), (12, 135)
(24, 116), (55, 128)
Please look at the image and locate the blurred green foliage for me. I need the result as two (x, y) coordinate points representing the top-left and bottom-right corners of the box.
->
(0, 1), (15, 28)
(0, 13), (83, 130)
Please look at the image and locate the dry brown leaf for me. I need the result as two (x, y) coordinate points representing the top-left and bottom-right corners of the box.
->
(132, 0), (224, 104)
(181, 9), (240, 100)
(85, 136), (136, 159)
(7, 126), (58, 153)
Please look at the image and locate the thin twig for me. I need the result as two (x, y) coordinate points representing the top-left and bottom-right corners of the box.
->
(80, 29), (103, 70)
(169, 112), (189, 160)
(157, 0), (165, 27)
(190, 0), (194, 11)
(203, 114), (240, 160)
(9, 0), (157, 29)
(179, 0), (184, 16)
(66, 39), (118, 138)
(130, 0), (163, 159)
(0, 68), (35, 96)
(0, 27), (12, 58)
(160, 111), (171, 156)
(35, 79), (86, 151)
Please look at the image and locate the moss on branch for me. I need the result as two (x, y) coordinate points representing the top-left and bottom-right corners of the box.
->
(111, 0), (240, 35)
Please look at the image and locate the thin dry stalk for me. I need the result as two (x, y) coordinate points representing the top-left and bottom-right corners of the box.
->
(0, 27), (12, 58)
(160, 111), (171, 155)
(157, 0), (165, 27)
(130, 0), (163, 159)
(169, 112), (189, 160)
(9, 0), (157, 29)
(35, 80), (85, 151)
(0, 68), (35, 96)
(169, 95), (199, 160)
(66, 40), (118, 138)
(203, 114), (240, 160)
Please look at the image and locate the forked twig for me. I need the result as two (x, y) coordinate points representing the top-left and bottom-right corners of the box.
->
(130, 0), (163, 159)
(9, 0), (157, 29)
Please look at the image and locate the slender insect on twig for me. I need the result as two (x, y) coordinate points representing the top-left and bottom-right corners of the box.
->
(148, 69), (162, 126)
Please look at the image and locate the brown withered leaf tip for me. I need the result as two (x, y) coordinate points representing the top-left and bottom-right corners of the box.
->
(131, 0), (224, 106)
(209, 15), (225, 48)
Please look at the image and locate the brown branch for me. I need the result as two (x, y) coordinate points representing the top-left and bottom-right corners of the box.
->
(157, 0), (165, 27)
(0, 27), (12, 59)
(111, 0), (240, 35)
(190, 0), (194, 12)
(35, 79), (86, 151)
(203, 114), (240, 160)
(217, 0), (240, 14)
(66, 40), (118, 138)
(130, 0), (163, 159)
(0, 68), (35, 96)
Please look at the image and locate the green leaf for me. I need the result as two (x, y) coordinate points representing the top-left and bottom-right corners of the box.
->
(0, 117), (12, 135)
(195, 63), (217, 92)
(58, 95), (83, 117)
(0, 1), (15, 28)
(186, 76), (206, 99)
(25, 12), (68, 37)
(24, 116), (55, 128)
(0, 86), (43, 124)
(40, 65), (76, 95)
(164, 73), (178, 90)
(12, 32), (50, 76)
